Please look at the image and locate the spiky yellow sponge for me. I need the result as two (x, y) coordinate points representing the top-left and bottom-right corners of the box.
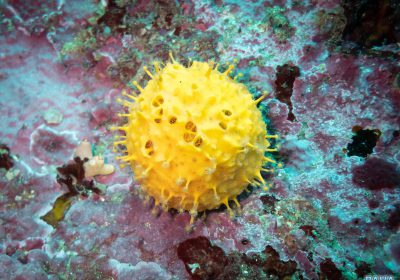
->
(114, 56), (277, 221)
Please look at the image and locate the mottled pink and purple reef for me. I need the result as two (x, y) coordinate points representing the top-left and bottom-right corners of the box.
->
(0, 0), (399, 279)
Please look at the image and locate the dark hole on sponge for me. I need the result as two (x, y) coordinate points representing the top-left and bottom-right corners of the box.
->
(185, 121), (197, 132)
(152, 95), (164, 107)
(194, 137), (203, 147)
(157, 96), (164, 103)
(219, 122), (227, 130)
(145, 140), (153, 149)
(223, 109), (232, 116)
(169, 116), (177, 124)
(347, 127), (381, 158)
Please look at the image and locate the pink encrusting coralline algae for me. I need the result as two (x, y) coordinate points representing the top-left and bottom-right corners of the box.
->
(0, 0), (399, 279)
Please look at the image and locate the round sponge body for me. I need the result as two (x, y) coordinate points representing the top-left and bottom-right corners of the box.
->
(116, 59), (272, 219)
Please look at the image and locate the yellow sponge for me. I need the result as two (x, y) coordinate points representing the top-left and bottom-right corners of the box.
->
(113, 55), (277, 222)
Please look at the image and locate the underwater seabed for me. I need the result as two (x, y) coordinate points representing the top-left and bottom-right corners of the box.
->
(0, 0), (399, 279)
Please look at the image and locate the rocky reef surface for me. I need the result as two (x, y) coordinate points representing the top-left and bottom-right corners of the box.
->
(0, 0), (399, 279)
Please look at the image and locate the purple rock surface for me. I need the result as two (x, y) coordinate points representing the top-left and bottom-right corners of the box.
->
(0, 0), (399, 279)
